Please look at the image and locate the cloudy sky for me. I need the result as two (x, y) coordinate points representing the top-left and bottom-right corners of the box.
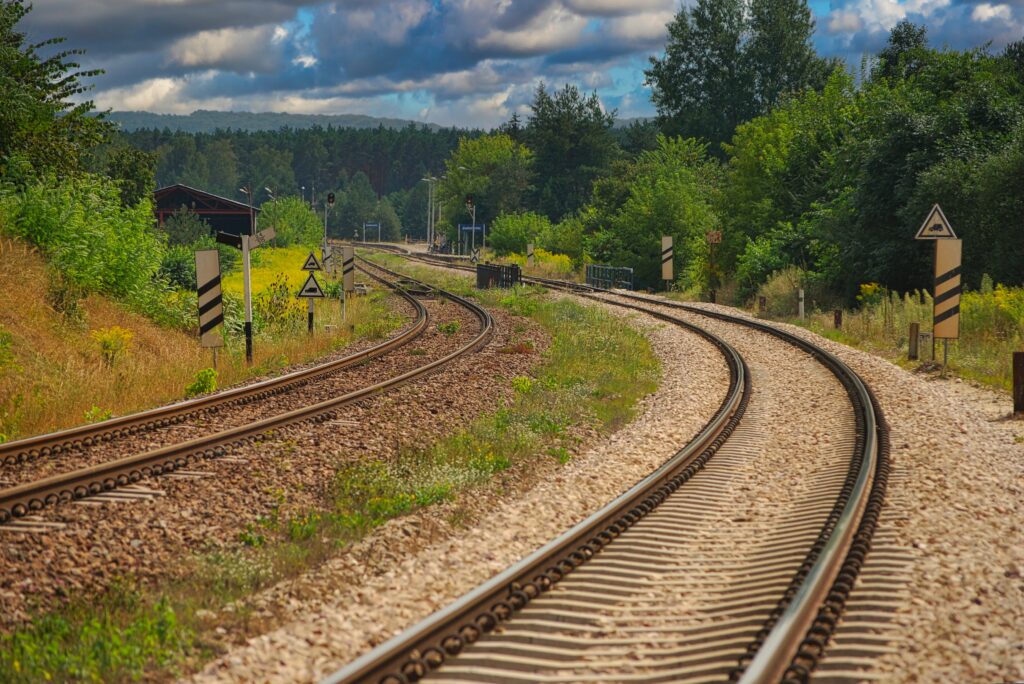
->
(20, 0), (1024, 129)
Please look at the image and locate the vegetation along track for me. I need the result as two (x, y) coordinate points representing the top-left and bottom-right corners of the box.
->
(332, 250), (889, 684)
(0, 265), (494, 525)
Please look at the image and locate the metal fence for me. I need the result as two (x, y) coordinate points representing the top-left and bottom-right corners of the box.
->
(586, 264), (634, 290)
(476, 263), (521, 289)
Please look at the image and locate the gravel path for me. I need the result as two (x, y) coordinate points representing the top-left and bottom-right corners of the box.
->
(0, 298), (542, 628)
(627, 296), (1024, 683)
(186, 296), (731, 684)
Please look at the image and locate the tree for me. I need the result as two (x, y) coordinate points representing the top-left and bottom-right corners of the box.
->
(646, 0), (831, 152)
(746, 0), (835, 110)
(437, 133), (533, 234)
(875, 21), (928, 81)
(645, 0), (751, 151)
(0, 0), (110, 175)
(106, 146), (156, 207)
(336, 172), (377, 238)
(258, 196), (322, 248)
(488, 212), (551, 255)
(525, 83), (618, 221)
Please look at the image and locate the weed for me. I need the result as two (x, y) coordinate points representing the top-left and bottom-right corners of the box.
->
(0, 326), (15, 372)
(238, 524), (266, 548)
(184, 368), (217, 398)
(91, 326), (134, 367)
(511, 375), (534, 394)
(437, 320), (461, 336)
(499, 340), (535, 354)
(408, 347), (427, 356)
(83, 405), (112, 423)
(548, 446), (572, 464)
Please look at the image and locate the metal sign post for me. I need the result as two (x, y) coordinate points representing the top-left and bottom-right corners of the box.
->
(194, 249), (224, 368)
(915, 204), (960, 375)
(661, 236), (673, 291)
(342, 245), (355, 322)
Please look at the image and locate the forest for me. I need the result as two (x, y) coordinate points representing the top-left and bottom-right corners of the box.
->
(2, 0), (1024, 312)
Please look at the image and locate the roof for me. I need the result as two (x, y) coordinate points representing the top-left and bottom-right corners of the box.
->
(153, 184), (260, 214)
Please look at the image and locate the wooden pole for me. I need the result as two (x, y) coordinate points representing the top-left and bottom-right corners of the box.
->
(909, 322), (920, 360)
(1014, 352), (1024, 415)
(834, 310), (842, 329)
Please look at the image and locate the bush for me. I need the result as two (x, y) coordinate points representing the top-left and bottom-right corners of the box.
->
(184, 368), (217, 398)
(2, 173), (164, 300)
(437, 320), (461, 336)
(488, 212), (551, 256)
(91, 326), (134, 367)
(259, 197), (322, 248)
(159, 244), (196, 290)
(755, 266), (805, 317)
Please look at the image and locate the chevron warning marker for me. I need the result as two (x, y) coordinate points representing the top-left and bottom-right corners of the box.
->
(933, 239), (961, 339)
(661, 236), (673, 282)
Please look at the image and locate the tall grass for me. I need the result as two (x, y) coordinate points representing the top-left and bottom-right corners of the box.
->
(786, 279), (1022, 390)
(0, 240), (401, 441)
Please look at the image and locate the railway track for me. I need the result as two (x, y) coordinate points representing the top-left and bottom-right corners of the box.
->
(0, 265), (494, 525)
(327, 251), (889, 684)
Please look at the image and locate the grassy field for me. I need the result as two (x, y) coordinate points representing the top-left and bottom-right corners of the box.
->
(0, 240), (397, 441)
(220, 245), (319, 297)
(0, 263), (661, 683)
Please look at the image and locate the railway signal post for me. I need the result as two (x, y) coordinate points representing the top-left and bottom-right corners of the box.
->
(342, 245), (355, 322)
(661, 236), (673, 291)
(915, 204), (960, 375)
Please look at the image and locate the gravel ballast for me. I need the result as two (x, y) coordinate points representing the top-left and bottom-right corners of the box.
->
(0, 297), (544, 628)
(188, 297), (732, 683)
(630, 296), (1024, 683)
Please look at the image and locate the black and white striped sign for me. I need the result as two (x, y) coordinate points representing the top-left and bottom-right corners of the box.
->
(661, 236), (673, 282)
(195, 249), (224, 348)
(471, 248), (481, 264)
(933, 239), (962, 339)
(342, 245), (355, 292)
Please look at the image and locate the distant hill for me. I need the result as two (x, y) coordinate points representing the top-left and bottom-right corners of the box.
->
(108, 110), (444, 133)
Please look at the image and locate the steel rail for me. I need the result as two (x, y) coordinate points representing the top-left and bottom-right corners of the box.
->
(0, 267), (493, 524)
(0, 279), (429, 470)
(324, 256), (749, 684)
(356, 252), (886, 684)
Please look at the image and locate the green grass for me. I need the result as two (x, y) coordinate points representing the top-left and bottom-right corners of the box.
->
(0, 267), (660, 683)
(791, 283), (1024, 391)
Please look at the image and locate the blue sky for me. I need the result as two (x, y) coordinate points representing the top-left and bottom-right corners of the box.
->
(20, 0), (1024, 129)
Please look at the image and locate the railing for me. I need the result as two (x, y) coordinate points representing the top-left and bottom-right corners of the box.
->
(586, 264), (634, 290)
(476, 263), (521, 289)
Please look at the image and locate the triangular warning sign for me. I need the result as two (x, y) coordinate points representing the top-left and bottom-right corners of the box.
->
(297, 272), (325, 298)
(302, 252), (323, 271)
(915, 204), (957, 240)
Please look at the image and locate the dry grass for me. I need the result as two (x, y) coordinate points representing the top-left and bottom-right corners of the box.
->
(0, 238), (397, 441)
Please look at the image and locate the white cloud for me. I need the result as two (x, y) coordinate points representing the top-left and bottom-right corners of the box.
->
(972, 3), (1013, 22)
(168, 25), (282, 72)
(476, 4), (588, 55)
(293, 55), (318, 68)
(606, 10), (675, 42)
(563, 0), (673, 17)
(827, 9), (864, 34)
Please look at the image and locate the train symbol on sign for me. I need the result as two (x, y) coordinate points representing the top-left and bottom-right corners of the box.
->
(915, 204), (957, 240)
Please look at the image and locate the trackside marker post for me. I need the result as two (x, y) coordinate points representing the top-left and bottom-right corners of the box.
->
(916, 205), (961, 376)
(527, 243), (535, 267)
(1014, 352), (1024, 415)
(298, 255), (325, 334)
(661, 236), (673, 291)
(342, 245), (354, 322)
(195, 249), (224, 368)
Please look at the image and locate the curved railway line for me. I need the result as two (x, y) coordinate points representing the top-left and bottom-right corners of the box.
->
(0, 263), (494, 525)
(324, 248), (890, 684)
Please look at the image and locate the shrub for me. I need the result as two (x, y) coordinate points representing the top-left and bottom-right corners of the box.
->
(159, 244), (196, 290)
(755, 266), (805, 317)
(511, 376), (534, 394)
(437, 320), (461, 336)
(83, 406), (113, 423)
(488, 212), (551, 255)
(184, 368), (217, 398)
(91, 326), (134, 367)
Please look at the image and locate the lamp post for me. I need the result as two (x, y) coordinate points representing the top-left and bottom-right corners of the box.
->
(420, 176), (436, 248)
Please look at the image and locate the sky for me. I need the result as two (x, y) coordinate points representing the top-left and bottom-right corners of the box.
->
(20, 0), (1024, 129)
